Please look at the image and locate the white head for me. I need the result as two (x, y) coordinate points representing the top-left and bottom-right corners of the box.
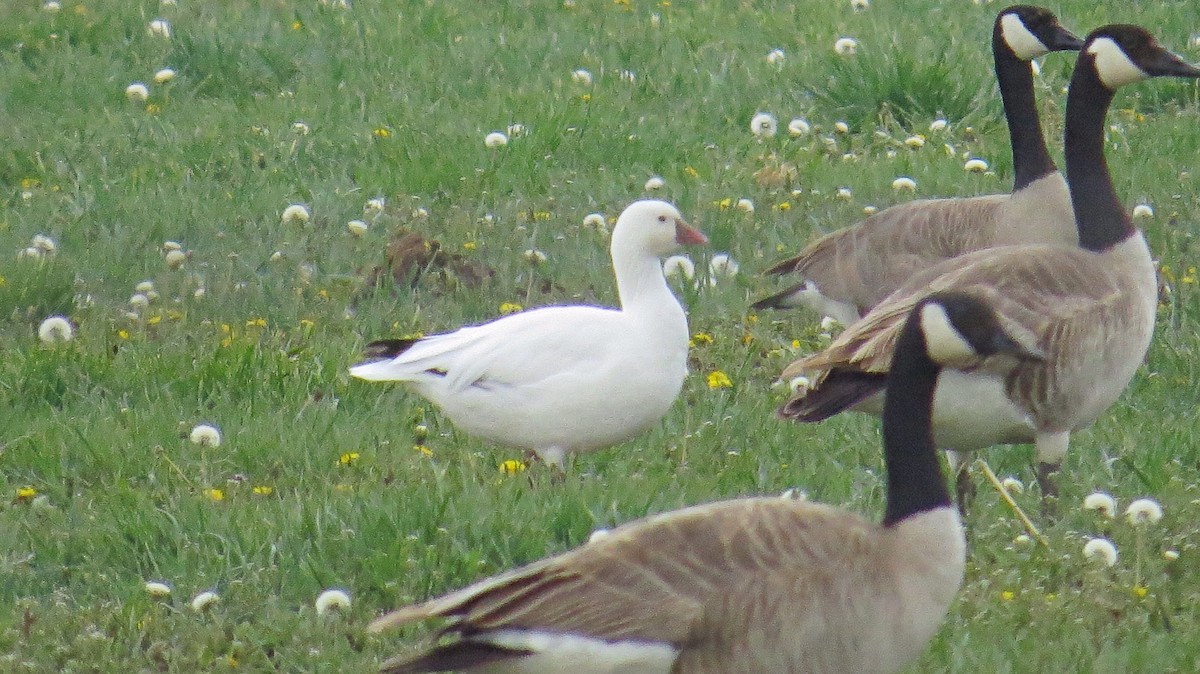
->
(998, 7), (1081, 61)
(611, 200), (707, 259)
(1000, 12), (1049, 61)
(1088, 37), (1150, 89)
(1083, 25), (1200, 91)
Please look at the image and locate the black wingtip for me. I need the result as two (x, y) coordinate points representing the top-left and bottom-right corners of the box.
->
(363, 338), (421, 360)
(750, 288), (799, 311)
(381, 641), (533, 674)
(778, 370), (886, 422)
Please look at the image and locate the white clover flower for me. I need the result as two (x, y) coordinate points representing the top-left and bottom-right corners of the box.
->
(191, 590), (220, 612)
(964, 158), (990, 173)
(43, 1), (62, 11)
(834, 37), (859, 56)
(892, 177), (917, 191)
(125, 83), (150, 102)
(153, 68), (176, 84)
(506, 123), (526, 138)
(735, 198), (754, 213)
(834, 121), (849, 134)
(484, 131), (508, 148)
(315, 589), (351, 616)
(819, 316), (841, 332)
(1083, 537), (1118, 567)
(165, 249), (187, 269)
(1132, 204), (1154, 220)
(766, 48), (785, 64)
(750, 112), (778, 138)
(1164, 550), (1180, 561)
(523, 249), (547, 264)
(709, 253), (739, 277)
(1083, 492), (1117, 518)
(129, 293), (151, 310)
(31, 234), (58, 253)
(850, 0), (869, 10)
(292, 121), (311, 135)
(903, 135), (925, 149)
(347, 219), (369, 237)
(582, 213), (606, 229)
(163, 240), (182, 252)
(836, 187), (853, 201)
(364, 197), (386, 217)
(189, 423), (222, 447)
(644, 176), (665, 191)
(282, 204), (310, 225)
(38, 316), (74, 344)
(587, 528), (610, 543)
(863, 205), (879, 215)
(788, 376), (811, 394)
(929, 118), (949, 132)
(571, 69), (593, 85)
(1125, 498), (1163, 525)
(145, 581), (173, 597)
(787, 118), (811, 136)
(148, 19), (172, 38)
(1000, 477), (1024, 494)
(662, 255), (695, 280)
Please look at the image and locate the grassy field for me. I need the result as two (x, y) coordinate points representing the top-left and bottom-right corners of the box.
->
(2, 0), (1199, 671)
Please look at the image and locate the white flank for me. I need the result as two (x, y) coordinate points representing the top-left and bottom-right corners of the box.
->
(1088, 37), (1149, 89)
(480, 630), (678, 674)
(1000, 14), (1049, 60)
(919, 304), (977, 365)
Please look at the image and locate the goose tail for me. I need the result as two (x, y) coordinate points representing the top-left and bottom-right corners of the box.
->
(779, 370), (885, 422)
(380, 641), (533, 674)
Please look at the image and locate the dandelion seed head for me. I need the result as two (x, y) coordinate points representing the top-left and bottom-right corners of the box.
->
(315, 589), (351, 616)
(1083, 537), (1118, 567)
(363, 197), (386, 217)
(571, 69), (593, 85)
(292, 121), (310, 135)
(1083, 492), (1117, 518)
(1164, 550), (1180, 561)
(30, 234), (58, 254)
(282, 204), (310, 225)
(1013, 534), (1032, 547)
(191, 590), (220, 612)
(1132, 204), (1154, 220)
(789, 376), (811, 394)
(1000, 477), (1024, 494)
(125, 83), (150, 103)
(484, 131), (508, 148)
(129, 293), (151, 310)
(709, 253), (739, 277)
(735, 198), (755, 213)
(863, 206), (878, 215)
(147, 18), (172, 38)
(834, 37), (859, 55)
(346, 219), (369, 237)
(523, 249), (548, 265)
(787, 118), (811, 136)
(929, 118), (949, 132)
(165, 249), (187, 269)
(145, 581), (172, 597)
(582, 213), (606, 230)
(189, 423), (222, 447)
(38, 316), (73, 344)
(750, 112), (778, 138)
(766, 48), (785, 64)
(1125, 498), (1163, 525)
(850, 0), (869, 10)
(153, 68), (176, 85)
(834, 121), (850, 134)
(892, 177), (917, 191)
(162, 240), (182, 252)
(644, 175), (666, 191)
(904, 135), (925, 148)
(43, 1), (62, 11)
(662, 255), (695, 280)
(836, 187), (853, 201)
(964, 158), (990, 173)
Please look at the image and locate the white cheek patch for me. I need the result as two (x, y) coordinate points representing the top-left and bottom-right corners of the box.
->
(1000, 14), (1050, 60)
(919, 304), (978, 365)
(1088, 37), (1150, 89)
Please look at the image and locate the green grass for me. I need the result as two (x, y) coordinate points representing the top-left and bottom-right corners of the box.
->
(2, 0), (1200, 671)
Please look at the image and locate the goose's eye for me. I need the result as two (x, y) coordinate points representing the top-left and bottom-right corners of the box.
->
(658, 215), (667, 222)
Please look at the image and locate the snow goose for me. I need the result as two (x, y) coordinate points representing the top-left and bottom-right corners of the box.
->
(368, 292), (1043, 674)
(350, 199), (707, 468)
(753, 6), (1083, 321)
(778, 25), (1199, 507)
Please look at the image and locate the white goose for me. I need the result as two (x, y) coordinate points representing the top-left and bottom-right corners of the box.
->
(368, 292), (1044, 674)
(350, 200), (707, 468)
(779, 26), (1200, 505)
(754, 5), (1082, 321)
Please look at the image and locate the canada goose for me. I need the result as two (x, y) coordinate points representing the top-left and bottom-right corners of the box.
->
(778, 25), (1199, 506)
(369, 292), (1044, 674)
(349, 200), (707, 468)
(753, 6), (1082, 322)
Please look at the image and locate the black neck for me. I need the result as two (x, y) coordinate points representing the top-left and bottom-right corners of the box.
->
(881, 314), (952, 527)
(1064, 53), (1134, 252)
(993, 25), (1058, 191)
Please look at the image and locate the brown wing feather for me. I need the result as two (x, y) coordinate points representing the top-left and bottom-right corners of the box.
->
(370, 498), (873, 645)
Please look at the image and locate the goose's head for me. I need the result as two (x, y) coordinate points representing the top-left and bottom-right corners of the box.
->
(1083, 25), (1200, 90)
(612, 199), (707, 258)
(997, 5), (1083, 61)
(915, 292), (1046, 368)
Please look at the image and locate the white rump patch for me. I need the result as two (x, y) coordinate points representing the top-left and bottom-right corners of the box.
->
(481, 630), (678, 674)
(919, 304), (977, 365)
(1088, 37), (1149, 89)
(1000, 14), (1049, 60)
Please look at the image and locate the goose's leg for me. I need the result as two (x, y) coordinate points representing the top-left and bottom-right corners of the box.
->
(1034, 431), (1069, 518)
(946, 450), (975, 518)
(531, 446), (568, 481)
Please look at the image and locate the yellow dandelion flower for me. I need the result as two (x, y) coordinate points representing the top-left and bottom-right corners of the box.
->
(741, 333), (754, 346)
(1000, 590), (1015, 602)
(16, 486), (37, 501)
(20, 177), (40, 190)
(714, 197), (732, 210)
(338, 452), (360, 466)
(777, 202), (791, 211)
(334, 483), (353, 493)
(706, 371), (733, 389)
(499, 302), (523, 315)
(226, 655), (239, 668)
(246, 317), (267, 328)
(1044, 593), (1056, 602)
(117, 329), (130, 340)
(684, 166), (699, 178)
(580, 93), (591, 102)
(145, 103), (161, 115)
(0, 275), (6, 287)
(500, 459), (527, 474)
(317, 289), (330, 299)
(252, 485), (273, 496)
(206, 488), (225, 502)
(463, 241), (478, 251)
(221, 324), (233, 334)
(690, 332), (714, 346)
(791, 339), (801, 348)
(146, 314), (163, 326)
(1133, 586), (1149, 599)
(167, 310), (184, 321)
(1181, 266), (1197, 285)
(291, 20), (303, 30)
(373, 127), (392, 138)
(299, 319), (315, 331)
(533, 211), (552, 221)
(414, 444), (433, 457)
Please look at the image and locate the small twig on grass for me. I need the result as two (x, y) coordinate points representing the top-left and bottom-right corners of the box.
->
(975, 459), (1048, 547)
